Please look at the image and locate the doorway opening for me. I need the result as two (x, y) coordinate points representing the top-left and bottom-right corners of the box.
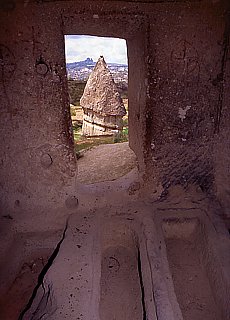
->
(65, 35), (135, 184)
(65, 35), (128, 152)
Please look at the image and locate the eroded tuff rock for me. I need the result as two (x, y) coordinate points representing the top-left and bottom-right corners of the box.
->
(80, 56), (126, 136)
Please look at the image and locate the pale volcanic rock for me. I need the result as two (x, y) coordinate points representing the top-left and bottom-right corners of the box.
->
(80, 56), (126, 136)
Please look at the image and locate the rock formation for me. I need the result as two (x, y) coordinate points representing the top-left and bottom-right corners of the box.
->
(80, 56), (126, 136)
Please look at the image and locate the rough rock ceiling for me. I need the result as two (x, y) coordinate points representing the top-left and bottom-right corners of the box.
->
(0, 0), (202, 6)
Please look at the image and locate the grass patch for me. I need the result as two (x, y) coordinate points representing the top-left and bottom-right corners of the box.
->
(70, 106), (76, 116)
(75, 136), (115, 152)
(71, 113), (129, 157)
(72, 122), (115, 153)
(114, 127), (129, 143)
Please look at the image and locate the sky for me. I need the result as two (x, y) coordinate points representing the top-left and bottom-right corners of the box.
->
(65, 35), (128, 65)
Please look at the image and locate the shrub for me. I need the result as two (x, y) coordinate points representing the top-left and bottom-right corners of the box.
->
(114, 128), (129, 143)
(123, 118), (128, 126)
(70, 107), (76, 116)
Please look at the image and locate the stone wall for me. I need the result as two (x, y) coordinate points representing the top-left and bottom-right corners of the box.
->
(0, 4), (77, 219)
(0, 0), (229, 220)
(145, 2), (228, 195)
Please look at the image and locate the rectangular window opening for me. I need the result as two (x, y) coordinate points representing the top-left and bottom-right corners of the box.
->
(64, 35), (136, 184)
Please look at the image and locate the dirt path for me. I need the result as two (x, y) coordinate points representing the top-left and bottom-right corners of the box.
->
(77, 142), (137, 184)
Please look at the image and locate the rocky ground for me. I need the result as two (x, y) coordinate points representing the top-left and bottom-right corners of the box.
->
(0, 143), (229, 320)
(77, 141), (137, 184)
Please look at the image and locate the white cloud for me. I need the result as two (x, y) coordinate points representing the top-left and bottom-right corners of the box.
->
(64, 35), (128, 65)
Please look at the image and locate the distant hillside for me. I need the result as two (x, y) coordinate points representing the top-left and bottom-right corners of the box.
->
(68, 80), (86, 106)
(66, 57), (95, 69)
(66, 57), (128, 84)
(66, 57), (128, 70)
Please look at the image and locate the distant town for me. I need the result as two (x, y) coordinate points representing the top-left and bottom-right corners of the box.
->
(66, 57), (128, 85)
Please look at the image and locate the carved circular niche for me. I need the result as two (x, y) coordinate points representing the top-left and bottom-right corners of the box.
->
(36, 62), (49, 76)
(35, 56), (49, 76)
(40, 153), (53, 168)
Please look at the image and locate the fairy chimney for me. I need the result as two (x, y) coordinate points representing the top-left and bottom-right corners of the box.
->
(80, 56), (126, 136)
